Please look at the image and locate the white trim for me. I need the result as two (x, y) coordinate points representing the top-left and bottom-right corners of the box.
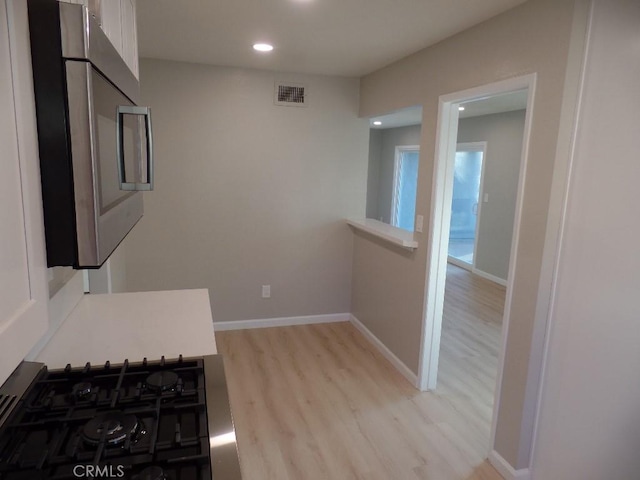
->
(528, 1), (594, 472)
(87, 258), (114, 294)
(418, 94), (458, 391)
(472, 267), (508, 287)
(447, 255), (472, 271)
(350, 314), (418, 387)
(489, 77), (537, 453)
(82, 270), (90, 293)
(488, 450), (531, 480)
(213, 313), (350, 331)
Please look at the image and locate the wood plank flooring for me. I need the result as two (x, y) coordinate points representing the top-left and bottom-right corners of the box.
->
(216, 264), (506, 480)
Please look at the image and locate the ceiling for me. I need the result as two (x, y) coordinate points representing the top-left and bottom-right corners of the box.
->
(369, 90), (528, 129)
(460, 90), (529, 118)
(136, 0), (527, 77)
(370, 106), (423, 129)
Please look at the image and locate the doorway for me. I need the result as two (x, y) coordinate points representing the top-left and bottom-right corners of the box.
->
(448, 142), (486, 269)
(418, 75), (536, 455)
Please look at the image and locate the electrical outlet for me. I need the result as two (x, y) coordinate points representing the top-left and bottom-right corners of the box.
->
(415, 215), (424, 233)
(484, 193), (489, 203)
(262, 285), (271, 298)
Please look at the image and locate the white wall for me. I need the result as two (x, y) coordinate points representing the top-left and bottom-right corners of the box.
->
(457, 110), (526, 280)
(124, 59), (369, 322)
(532, 1), (640, 478)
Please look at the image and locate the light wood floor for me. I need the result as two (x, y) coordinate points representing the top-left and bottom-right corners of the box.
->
(216, 264), (506, 480)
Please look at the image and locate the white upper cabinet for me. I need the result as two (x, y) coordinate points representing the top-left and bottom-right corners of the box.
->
(65, 0), (139, 79)
(120, 0), (138, 78)
(97, 0), (123, 57)
(0, 0), (49, 384)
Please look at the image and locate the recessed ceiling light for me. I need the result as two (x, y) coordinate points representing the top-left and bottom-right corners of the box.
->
(253, 43), (274, 52)
(373, 121), (382, 126)
(458, 106), (465, 111)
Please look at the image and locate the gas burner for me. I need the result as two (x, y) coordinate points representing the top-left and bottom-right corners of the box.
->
(145, 370), (179, 393)
(70, 382), (92, 400)
(135, 466), (167, 480)
(81, 412), (139, 446)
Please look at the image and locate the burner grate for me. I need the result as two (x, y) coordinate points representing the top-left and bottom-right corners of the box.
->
(0, 357), (211, 480)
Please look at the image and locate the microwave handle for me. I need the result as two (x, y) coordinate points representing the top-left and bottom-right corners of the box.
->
(116, 105), (154, 191)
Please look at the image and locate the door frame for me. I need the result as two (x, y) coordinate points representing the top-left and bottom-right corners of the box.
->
(447, 141), (487, 271)
(417, 74), (537, 452)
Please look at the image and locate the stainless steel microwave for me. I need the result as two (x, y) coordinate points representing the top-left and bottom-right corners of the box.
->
(27, 0), (153, 269)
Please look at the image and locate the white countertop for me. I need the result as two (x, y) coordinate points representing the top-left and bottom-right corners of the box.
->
(36, 289), (216, 368)
(347, 218), (418, 249)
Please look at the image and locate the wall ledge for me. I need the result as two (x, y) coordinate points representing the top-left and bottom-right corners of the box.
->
(347, 218), (418, 250)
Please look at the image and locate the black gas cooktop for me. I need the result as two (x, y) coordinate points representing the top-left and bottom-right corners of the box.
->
(0, 356), (241, 480)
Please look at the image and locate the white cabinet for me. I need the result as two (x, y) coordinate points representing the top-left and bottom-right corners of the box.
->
(97, 0), (138, 78)
(120, 0), (138, 78)
(98, 0), (123, 57)
(0, 0), (49, 384)
(61, 0), (139, 79)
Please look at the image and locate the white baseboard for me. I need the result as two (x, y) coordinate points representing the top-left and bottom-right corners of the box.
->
(473, 268), (508, 287)
(488, 450), (531, 480)
(349, 314), (418, 388)
(447, 256), (472, 271)
(213, 313), (350, 331)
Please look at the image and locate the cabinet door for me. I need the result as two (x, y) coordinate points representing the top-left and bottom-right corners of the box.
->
(120, 0), (138, 78)
(100, 0), (123, 56)
(0, 1), (49, 383)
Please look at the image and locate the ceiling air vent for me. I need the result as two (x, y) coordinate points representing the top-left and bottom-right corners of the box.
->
(275, 82), (307, 107)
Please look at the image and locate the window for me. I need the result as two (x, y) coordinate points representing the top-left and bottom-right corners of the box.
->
(391, 146), (420, 231)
